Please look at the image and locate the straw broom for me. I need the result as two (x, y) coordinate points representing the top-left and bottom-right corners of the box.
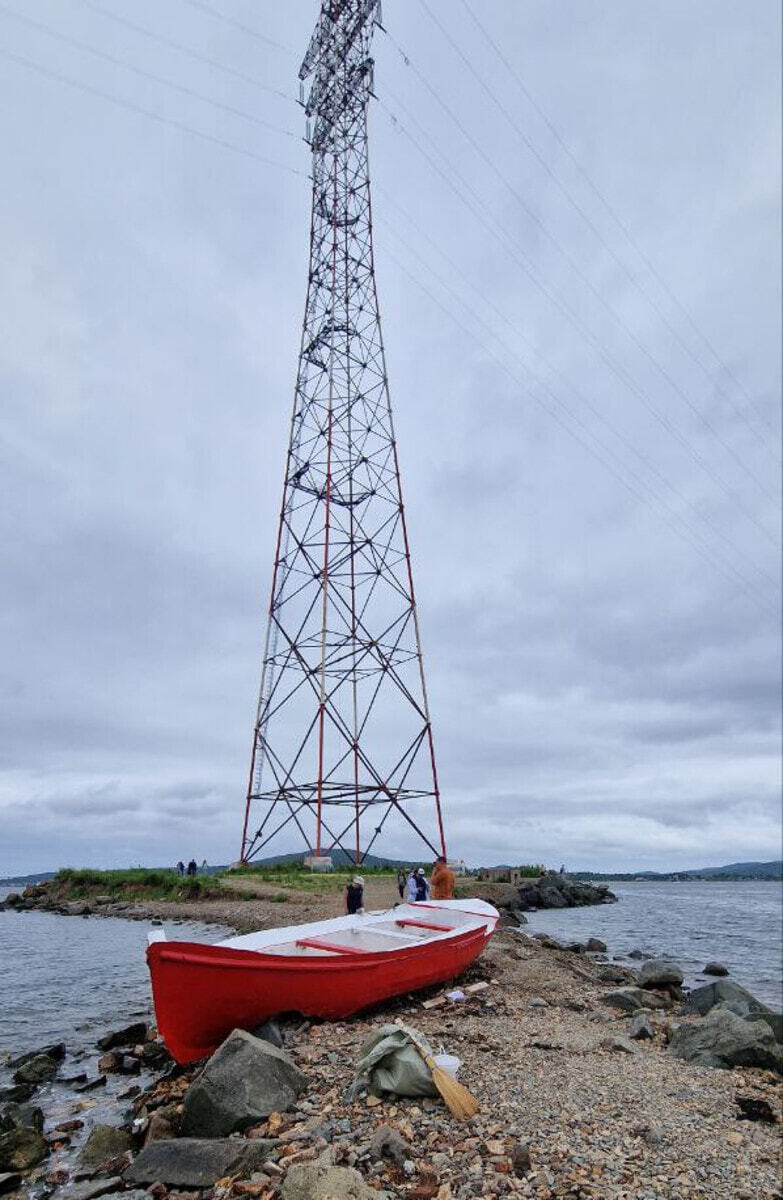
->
(395, 1020), (479, 1120)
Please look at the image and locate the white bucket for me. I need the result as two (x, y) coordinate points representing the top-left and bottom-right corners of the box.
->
(433, 1053), (461, 1078)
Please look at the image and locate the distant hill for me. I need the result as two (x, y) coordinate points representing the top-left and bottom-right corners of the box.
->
(241, 850), (414, 869)
(0, 871), (56, 887)
(571, 861), (782, 882)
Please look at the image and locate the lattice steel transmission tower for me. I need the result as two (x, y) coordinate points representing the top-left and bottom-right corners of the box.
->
(239, 0), (446, 866)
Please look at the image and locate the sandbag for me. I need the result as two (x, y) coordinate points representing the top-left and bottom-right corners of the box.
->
(355, 1024), (437, 1097)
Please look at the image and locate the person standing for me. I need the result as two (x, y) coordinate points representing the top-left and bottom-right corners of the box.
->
(176, 861), (185, 877)
(187, 859), (197, 877)
(396, 867), (407, 900)
(406, 869), (419, 903)
(414, 867), (429, 902)
(430, 856), (455, 900)
(345, 875), (365, 915)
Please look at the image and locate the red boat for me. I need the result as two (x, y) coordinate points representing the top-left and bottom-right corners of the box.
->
(147, 898), (499, 1063)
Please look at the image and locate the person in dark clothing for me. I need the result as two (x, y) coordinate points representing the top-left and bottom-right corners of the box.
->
(414, 867), (429, 902)
(396, 868), (407, 900)
(176, 861), (185, 877)
(345, 875), (364, 915)
(187, 859), (197, 877)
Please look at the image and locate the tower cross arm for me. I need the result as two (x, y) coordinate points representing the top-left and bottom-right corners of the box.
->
(299, 0), (380, 82)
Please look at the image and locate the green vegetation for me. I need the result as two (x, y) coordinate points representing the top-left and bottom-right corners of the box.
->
(53, 867), (224, 901)
(227, 861), (400, 895)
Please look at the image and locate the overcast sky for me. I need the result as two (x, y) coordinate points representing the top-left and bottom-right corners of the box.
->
(0, 0), (780, 876)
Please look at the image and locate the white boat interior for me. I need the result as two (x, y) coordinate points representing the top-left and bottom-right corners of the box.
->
(148, 898), (498, 957)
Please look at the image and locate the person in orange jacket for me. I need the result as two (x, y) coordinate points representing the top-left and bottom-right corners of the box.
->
(430, 856), (455, 900)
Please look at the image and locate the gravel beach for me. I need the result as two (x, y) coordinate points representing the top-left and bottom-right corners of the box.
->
(2, 880), (781, 1200)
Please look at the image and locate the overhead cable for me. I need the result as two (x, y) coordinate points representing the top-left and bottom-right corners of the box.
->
(387, 20), (778, 506)
(458, 0), (779, 444)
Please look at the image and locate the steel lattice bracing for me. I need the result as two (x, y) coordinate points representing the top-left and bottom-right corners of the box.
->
(240, 0), (446, 866)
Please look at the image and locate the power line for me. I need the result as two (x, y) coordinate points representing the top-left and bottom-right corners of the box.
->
(79, 0), (293, 104)
(379, 234), (776, 618)
(377, 91), (778, 548)
(182, 0), (293, 56)
(458, 0), (779, 444)
(387, 19), (778, 506)
(1, 4), (298, 141)
(378, 193), (778, 593)
(1, 48), (304, 178)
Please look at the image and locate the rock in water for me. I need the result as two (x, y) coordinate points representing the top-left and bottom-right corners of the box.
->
(80, 1125), (134, 1166)
(180, 1029), (307, 1137)
(683, 980), (770, 1019)
(703, 962), (729, 976)
(96, 1023), (148, 1052)
(638, 959), (683, 989)
(125, 1138), (278, 1186)
(12, 1055), (58, 1087)
(0, 1128), (48, 1171)
(586, 938), (607, 952)
(669, 1008), (783, 1073)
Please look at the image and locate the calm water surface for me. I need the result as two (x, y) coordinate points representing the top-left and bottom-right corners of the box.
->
(525, 879), (782, 1009)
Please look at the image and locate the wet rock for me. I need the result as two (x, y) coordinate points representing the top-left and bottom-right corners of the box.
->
(10, 1044), (66, 1069)
(0, 1086), (35, 1105)
(604, 987), (668, 1013)
(125, 1138), (278, 1187)
(96, 1191), (150, 1200)
(80, 1125), (134, 1166)
(629, 1012), (654, 1040)
(703, 962), (729, 976)
(0, 1173), (22, 1194)
(564, 941), (587, 954)
(0, 1103), (44, 1133)
(669, 1007), (783, 1073)
(139, 1041), (172, 1071)
(0, 1127), (48, 1171)
(638, 959), (683, 989)
(97, 1023), (148, 1052)
(59, 1176), (125, 1200)
(368, 1125), (411, 1166)
(13, 1054), (59, 1087)
(180, 1029), (307, 1137)
(251, 1020), (284, 1049)
(280, 1157), (389, 1200)
(97, 1053), (121, 1074)
(586, 938), (607, 952)
(118, 1056), (141, 1076)
(627, 949), (651, 960)
(683, 980), (770, 1019)
(73, 1076), (107, 1094)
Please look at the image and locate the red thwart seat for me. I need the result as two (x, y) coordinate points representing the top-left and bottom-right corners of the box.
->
(396, 918), (452, 932)
(295, 937), (365, 955)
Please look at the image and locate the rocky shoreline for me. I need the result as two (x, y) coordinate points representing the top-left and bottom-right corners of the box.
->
(2, 907), (781, 1200)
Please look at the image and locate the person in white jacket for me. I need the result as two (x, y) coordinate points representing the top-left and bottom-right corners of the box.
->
(406, 870), (419, 902)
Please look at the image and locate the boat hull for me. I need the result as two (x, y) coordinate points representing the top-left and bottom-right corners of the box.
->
(148, 921), (493, 1064)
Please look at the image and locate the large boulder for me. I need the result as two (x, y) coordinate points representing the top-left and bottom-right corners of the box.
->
(745, 1011), (783, 1044)
(669, 1007), (783, 1073)
(638, 960), (683, 989)
(180, 1029), (307, 1137)
(603, 987), (669, 1013)
(0, 1128), (48, 1171)
(125, 1138), (277, 1187)
(683, 980), (770, 1019)
(516, 873), (616, 911)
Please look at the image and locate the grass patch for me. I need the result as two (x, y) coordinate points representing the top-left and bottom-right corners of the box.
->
(53, 867), (223, 901)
